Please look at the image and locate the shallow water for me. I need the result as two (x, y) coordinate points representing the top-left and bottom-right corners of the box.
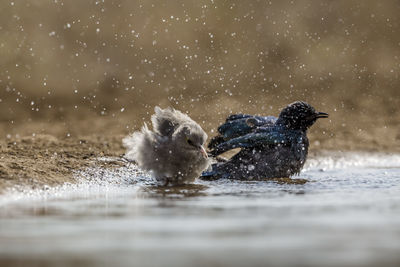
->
(0, 153), (400, 267)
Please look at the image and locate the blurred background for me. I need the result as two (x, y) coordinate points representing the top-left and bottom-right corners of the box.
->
(1, 0), (399, 150)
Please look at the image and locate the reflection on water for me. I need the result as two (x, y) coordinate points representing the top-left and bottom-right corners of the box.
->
(144, 184), (209, 199)
(0, 153), (400, 267)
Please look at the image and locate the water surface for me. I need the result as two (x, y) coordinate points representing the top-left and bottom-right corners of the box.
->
(0, 152), (400, 267)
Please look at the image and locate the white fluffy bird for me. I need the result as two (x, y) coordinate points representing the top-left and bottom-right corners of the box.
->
(123, 106), (210, 185)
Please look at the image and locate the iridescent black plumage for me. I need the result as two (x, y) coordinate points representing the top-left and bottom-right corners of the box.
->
(202, 101), (328, 179)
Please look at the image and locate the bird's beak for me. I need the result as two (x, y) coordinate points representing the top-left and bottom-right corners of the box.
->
(315, 112), (329, 119)
(199, 145), (208, 159)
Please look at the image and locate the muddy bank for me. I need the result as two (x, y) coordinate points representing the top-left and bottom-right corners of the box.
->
(0, 134), (125, 193)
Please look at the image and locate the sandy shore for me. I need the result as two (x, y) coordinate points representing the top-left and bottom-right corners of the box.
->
(0, 133), (125, 194)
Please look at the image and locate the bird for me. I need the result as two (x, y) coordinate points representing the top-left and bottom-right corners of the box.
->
(202, 101), (328, 180)
(123, 106), (210, 185)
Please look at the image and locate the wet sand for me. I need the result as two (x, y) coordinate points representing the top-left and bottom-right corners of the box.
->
(0, 133), (125, 193)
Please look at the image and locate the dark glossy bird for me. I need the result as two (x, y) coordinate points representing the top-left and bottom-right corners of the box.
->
(202, 101), (328, 179)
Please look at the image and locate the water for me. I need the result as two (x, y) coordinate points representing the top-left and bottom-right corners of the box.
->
(0, 153), (400, 267)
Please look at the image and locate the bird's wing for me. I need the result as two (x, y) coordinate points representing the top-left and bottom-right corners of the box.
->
(218, 115), (277, 139)
(208, 114), (277, 149)
(225, 114), (253, 121)
(151, 106), (193, 136)
(210, 128), (289, 156)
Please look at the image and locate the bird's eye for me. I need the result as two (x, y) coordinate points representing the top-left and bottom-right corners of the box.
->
(187, 139), (194, 146)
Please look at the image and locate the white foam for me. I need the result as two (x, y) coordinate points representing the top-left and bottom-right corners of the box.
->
(303, 152), (400, 172)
